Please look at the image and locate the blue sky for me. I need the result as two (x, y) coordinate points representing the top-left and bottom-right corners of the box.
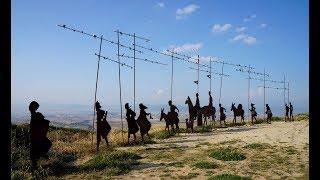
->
(12, 0), (309, 114)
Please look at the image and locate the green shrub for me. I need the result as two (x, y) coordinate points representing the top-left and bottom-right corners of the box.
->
(295, 113), (309, 121)
(194, 125), (212, 133)
(152, 130), (177, 139)
(209, 147), (246, 161)
(80, 151), (141, 174)
(193, 161), (218, 169)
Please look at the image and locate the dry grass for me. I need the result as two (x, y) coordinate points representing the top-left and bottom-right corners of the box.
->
(11, 113), (309, 179)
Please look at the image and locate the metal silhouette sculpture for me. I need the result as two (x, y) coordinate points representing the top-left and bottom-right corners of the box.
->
(168, 100), (180, 129)
(285, 103), (289, 122)
(265, 104), (272, 124)
(194, 93), (203, 126)
(125, 103), (139, 143)
(29, 101), (52, 170)
(185, 96), (197, 125)
(198, 91), (216, 126)
(219, 103), (227, 126)
(289, 102), (294, 121)
(160, 108), (173, 131)
(136, 103), (152, 142)
(230, 103), (245, 124)
(185, 118), (194, 133)
(95, 101), (111, 151)
(249, 103), (258, 124)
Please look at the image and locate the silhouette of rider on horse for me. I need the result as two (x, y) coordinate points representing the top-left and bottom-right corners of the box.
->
(195, 93), (202, 126)
(168, 100), (180, 129)
(208, 91), (213, 107)
(168, 100), (179, 117)
(219, 103), (226, 126)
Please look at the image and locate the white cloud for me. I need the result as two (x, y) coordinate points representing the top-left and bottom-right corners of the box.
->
(176, 4), (200, 19)
(260, 23), (267, 28)
(167, 42), (203, 53)
(236, 26), (247, 32)
(232, 34), (257, 45)
(156, 89), (164, 96)
(243, 14), (256, 22)
(233, 34), (247, 41)
(156, 2), (165, 8)
(212, 24), (232, 32)
(243, 36), (257, 45)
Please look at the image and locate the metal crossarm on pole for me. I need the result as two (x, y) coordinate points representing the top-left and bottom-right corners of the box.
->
(188, 67), (230, 77)
(92, 35), (103, 149)
(219, 62), (225, 105)
(171, 49), (174, 101)
(94, 53), (133, 69)
(57, 24), (143, 53)
(236, 66), (269, 120)
(116, 31), (124, 144)
(287, 82), (290, 104)
(117, 54), (168, 66)
(115, 30), (150, 111)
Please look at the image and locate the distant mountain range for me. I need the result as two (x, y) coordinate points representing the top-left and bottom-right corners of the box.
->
(12, 103), (308, 129)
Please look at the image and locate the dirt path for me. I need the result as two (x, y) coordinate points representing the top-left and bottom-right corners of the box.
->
(113, 120), (309, 179)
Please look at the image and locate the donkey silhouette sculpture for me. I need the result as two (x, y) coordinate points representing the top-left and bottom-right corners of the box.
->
(230, 103), (245, 124)
(160, 108), (179, 131)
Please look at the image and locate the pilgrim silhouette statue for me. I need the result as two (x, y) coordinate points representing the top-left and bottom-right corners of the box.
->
(195, 93), (203, 126)
(249, 103), (258, 124)
(219, 103), (227, 126)
(208, 91), (213, 107)
(29, 101), (52, 170)
(136, 103), (152, 142)
(289, 102), (294, 121)
(125, 103), (139, 143)
(285, 103), (289, 122)
(95, 101), (111, 151)
(266, 104), (272, 124)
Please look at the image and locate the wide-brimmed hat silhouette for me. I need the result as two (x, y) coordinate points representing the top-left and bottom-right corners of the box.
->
(125, 103), (130, 109)
(139, 103), (148, 109)
(29, 101), (39, 112)
(95, 101), (101, 109)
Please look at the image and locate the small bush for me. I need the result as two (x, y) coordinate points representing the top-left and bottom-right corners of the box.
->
(295, 113), (309, 121)
(209, 147), (246, 161)
(80, 151), (141, 174)
(193, 161), (218, 169)
(194, 125), (213, 133)
(152, 130), (177, 139)
(286, 146), (299, 155)
(178, 172), (199, 179)
(208, 173), (251, 180)
(271, 116), (283, 121)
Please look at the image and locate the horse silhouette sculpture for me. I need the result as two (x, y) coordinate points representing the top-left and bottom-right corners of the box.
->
(199, 105), (216, 125)
(185, 96), (197, 124)
(160, 108), (179, 131)
(230, 103), (245, 124)
(185, 96), (216, 126)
